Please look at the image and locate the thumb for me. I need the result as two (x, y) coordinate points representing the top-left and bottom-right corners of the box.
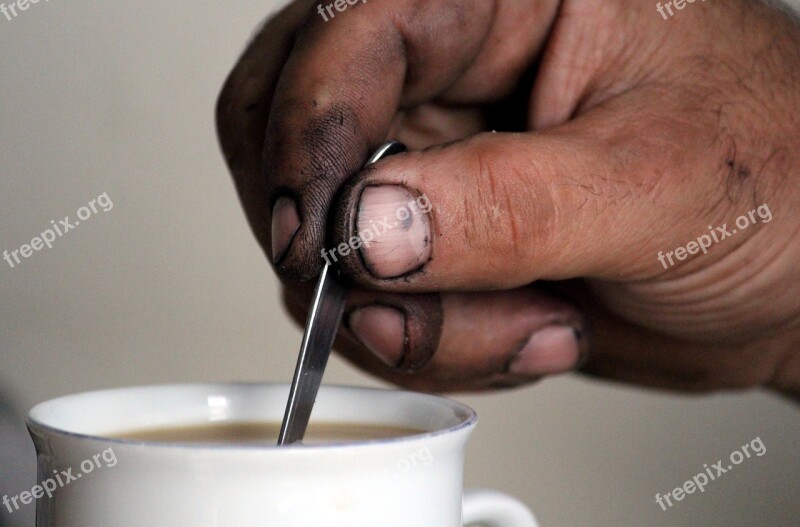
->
(330, 118), (722, 291)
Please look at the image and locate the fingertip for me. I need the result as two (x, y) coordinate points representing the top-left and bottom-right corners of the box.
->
(507, 325), (583, 376)
(263, 102), (367, 281)
(344, 293), (443, 373)
(331, 164), (436, 285)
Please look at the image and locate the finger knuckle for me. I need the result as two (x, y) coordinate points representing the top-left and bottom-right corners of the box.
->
(462, 138), (551, 269)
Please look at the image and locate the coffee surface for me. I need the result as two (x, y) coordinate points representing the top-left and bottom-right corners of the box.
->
(112, 422), (423, 445)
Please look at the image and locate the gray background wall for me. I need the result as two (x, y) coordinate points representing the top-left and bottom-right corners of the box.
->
(1, 1), (798, 526)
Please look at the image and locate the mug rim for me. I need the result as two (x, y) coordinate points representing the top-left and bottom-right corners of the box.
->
(26, 382), (478, 451)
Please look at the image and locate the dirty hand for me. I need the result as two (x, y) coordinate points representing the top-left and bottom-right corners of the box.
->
(217, 0), (800, 397)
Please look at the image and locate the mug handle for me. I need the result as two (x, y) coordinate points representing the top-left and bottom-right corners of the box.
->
(462, 489), (538, 527)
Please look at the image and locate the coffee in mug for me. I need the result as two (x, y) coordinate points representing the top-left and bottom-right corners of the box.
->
(112, 421), (423, 444)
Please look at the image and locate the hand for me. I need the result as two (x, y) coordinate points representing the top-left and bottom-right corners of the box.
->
(216, 0), (800, 397)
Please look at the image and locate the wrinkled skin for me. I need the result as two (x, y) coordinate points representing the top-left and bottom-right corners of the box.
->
(217, 0), (800, 399)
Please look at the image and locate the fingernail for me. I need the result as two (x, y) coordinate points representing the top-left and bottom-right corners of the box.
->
(348, 306), (406, 367)
(271, 197), (300, 264)
(357, 186), (432, 279)
(509, 326), (582, 376)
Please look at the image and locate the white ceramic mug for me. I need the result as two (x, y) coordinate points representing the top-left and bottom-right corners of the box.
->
(27, 383), (537, 527)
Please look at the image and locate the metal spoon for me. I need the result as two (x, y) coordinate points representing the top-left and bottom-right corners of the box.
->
(277, 141), (407, 445)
